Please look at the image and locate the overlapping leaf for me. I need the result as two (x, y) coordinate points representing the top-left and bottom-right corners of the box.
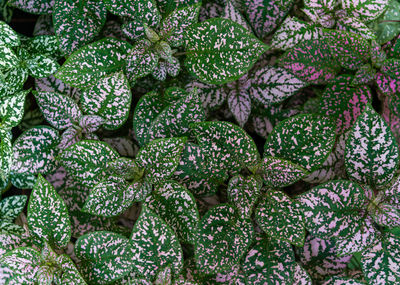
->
(0, 90), (28, 128)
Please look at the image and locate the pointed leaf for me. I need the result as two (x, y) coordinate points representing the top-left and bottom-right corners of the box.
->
(0, 21), (20, 47)
(26, 55), (59, 78)
(0, 195), (27, 220)
(0, 90), (28, 128)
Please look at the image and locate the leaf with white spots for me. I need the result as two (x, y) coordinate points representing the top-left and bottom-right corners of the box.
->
(0, 67), (28, 97)
(375, 0), (400, 44)
(370, 203), (400, 228)
(59, 140), (119, 187)
(250, 65), (307, 107)
(342, 0), (389, 22)
(35, 75), (74, 95)
(361, 233), (400, 284)
(24, 35), (60, 57)
(264, 114), (336, 172)
(0, 232), (30, 256)
(226, 77), (251, 127)
(125, 40), (159, 82)
(81, 71), (131, 130)
(55, 37), (132, 88)
(184, 18), (268, 84)
(271, 16), (322, 50)
(53, 0), (107, 54)
(243, 0), (294, 38)
(78, 115), (104, 133)
(56, 254), (88, 285)
(0, 21), (20, 47)
(304, 0), (335, 10)
(145, 180), (200, 244)
(0, 130), (12, 181)
(0, 45), (18, 70)
(223, 0), (252, 32)
(25, 55), (59, 78)
(0, 195), (27, 222)
(159, 2), (201, 48)
(0, 90), (28, 128)
(7, 0), (53, 14)
(260, 156), (308, 188)
(256, 190), (306, 247)
(27, 175), (71, 247)
(336, 16), (376, 40)
(135, 137), (186, 184)
(297, 180), (368, 242)
(133, 88), (205, 146)
(195, 204), (254, 275)
(130, 206), (183, 280)
(186, 81), (226, 110)
(33, 91), (82, 130)
(10, 126), (60, 189)
(227, 175), (261, 219)
(345, 104), (399, 188)
(191, 121), (260, 174)
(278, 38), (341, 84)
(75, 231), (134, 284)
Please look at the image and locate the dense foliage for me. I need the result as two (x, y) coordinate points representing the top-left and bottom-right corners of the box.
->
(0, 0), (400, 284)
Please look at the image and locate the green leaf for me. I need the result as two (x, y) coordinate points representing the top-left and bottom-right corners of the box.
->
(256, 190), (306, 247)
(7, 0), (53, 14)
(0, 90), (28, 128)
(59, 140), (119, 187)
(375, 0), (400, 44)
(53, 0), (107, 54)
(136, 137), (186, 184)
(345, 104), (399, 188)
(336, 16), (376, 40)
(24, 35), (60, 57)
(0, 45), (18, 70)
(191, 121), (260, 174)
(297, 180), (367, 241)
(227, 174), (261, 219)
(184, 18), (268, 84)
(0, 195), (27, 221)
(55, 37), (132, 88)
(34, 91), (82, 130)
(361, 233), (400, 284)
(264, 114), (336, 172)
(271, 16), (322, 50)
(25, 55), (60, 78)
(56, 254), (87, 285)
(226, 75), (251, 127)
(81, 71), (132, 130)
(130, 206), (183, 280)
(79, 115), (104, 132)
(125, 40), (159, 82)
(0, 67), (28, 97)
(0, 21), (20, 47)
(159, 2), (200, 48)
(195, 204), (254, 275)
(145, 180), (200, 244)
(260, 156), (308, 188)
(342, 0), (389, 22)
(133, 88), (205, 146)
(0, 232), (30, 256)
(83, 176), (133, 218)
(10, 126), (60, 189)
(75, 231), (134, 284)
(27, 175), (71, 247)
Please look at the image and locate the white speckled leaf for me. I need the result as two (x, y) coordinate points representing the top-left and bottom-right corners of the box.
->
(250, 65), (306, 107)
(0, 45), (18, 70)
(53, 0), (107, 54)
(28, 175), (71, 247)
(304, 0), (335, 10)
(56, 254), (87, 285)
(0, 67), (28, 97)
(34, 91), (82, 130)
(370, 203), (400, 228)
(0, 90), (28, 128)
(10, 126), (60, 189)
(75, 231), (134, 284)
(256, 190), (306, 247)
(264, 114), (336, 172)
(271, 16), (322, 50)
(184, 18), (268, 84)
(297, 180), (367, 241)
(78, 115), (104, 133)
(125, 40), (159, 82)
(0, 195), (27, 221)
(322, 276), (365, 285)
(59, 140), (119, 187)
(160, 2), (200, 47)
(0, 232), (29, 256)
(25, 55), (59, 78)
(342, 0), (389, 22)
(261, 156), (308, 188)
(191, 121), (260, 174)
(375, 0), (400, 44)
(336, 16), (376, 40)
(55, 37), (132, 88)
(361, 233), (400, 284)
(135, 137), (186, 184)
(0, 21), (20, 47)
(7, 0), (53, 14)
(0, 130), (12, 181)
(345, 104), (399, 188)
(35, 75), (74, 95)
(24, 35), (60, 57)
(81, 71), (131, 130)
(130, 206), (183, 280)
(195, 204), (254, 275)
(145, 180), (200, 244)
(227, 174), (261, 219)
(223, 0), (252, 32)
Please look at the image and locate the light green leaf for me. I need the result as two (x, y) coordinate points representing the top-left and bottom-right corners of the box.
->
(0, 90), (28, 128)
(184, 18), (268, 84)
(27, 175), (71, 247)
(25, 55), (59, 78)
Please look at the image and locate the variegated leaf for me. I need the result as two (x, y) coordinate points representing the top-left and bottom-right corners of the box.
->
(375, 0), (400, 44)
(125, 40), (159, 82)
(264, 114), (336, 172)
(34, 91), (82, 130)
(7, 0), (53, 14)
(256, 190), (306, 246)
(0, 195), (27, 221)
(342, 0), (389, 22)
(35, 75), (74, 94)
(271, 16), (322, 50)
(145, 180), (199, 244)
(130, 206), (183, 280)
(24, 35), (60, 57)
(223, 0), (252, 32)
(0, 67), (28, 97)
(185, 81), (226, 110)
(227, 175), (261, 219)
(59, 140), (119, 187)
(184, 18), (268, 84)
(322, 276), (365, 285)
(0, 232), (29, 256)
(345, 104), (399, 188)
(370, 203), (400, 228)
(53, 0), (107, 54)
(25, 55), (59, 78)
(28, 175), (71, 247)
(56, 254), (87, 285)
(304, 0), (335, 10)
(195, 204), (253, 275)
(336, 16), (376, 40)
(0, 21), (19, 47)
(0, 90), (28, 128)
(226, 74), (251, 127)
(81, 71), (131, 130)
(79, 115), (104, 133)
(0, 45), (18, 70)
(55, 38), (132, 88)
